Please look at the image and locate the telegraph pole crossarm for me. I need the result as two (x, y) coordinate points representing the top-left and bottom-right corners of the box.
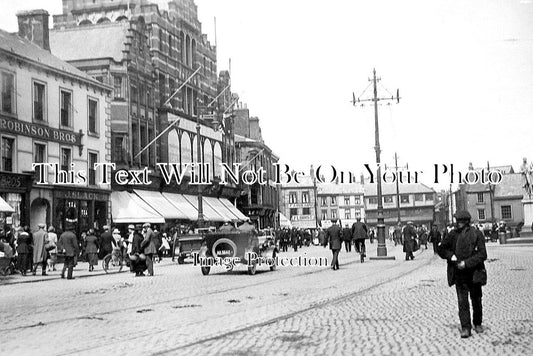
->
(352, 68), (400, 260)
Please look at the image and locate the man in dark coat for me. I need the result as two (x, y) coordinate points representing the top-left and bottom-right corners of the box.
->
(58, 226), (79, 280)
(351, 217), (368, 263)
(98, 225), (115, 260)
(403, 221), (417, 261)
(342, 224), (352, 252)
(142, 223), (157, 276)
(32, 223), (48, 276)
(428, 225), (442, 255)
(326, 219), (342, 270)
(16, 227), (31, 276)
(130, 226), (147, 276)
(438, 210), (487, 338)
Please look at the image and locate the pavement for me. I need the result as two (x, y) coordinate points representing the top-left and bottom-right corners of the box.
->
(0, 241), (532, 356)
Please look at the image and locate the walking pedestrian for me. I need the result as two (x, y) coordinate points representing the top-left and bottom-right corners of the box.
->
(142, 223), (157, 276)
(419, 226), (429, 249)
(31, 223), (48, 276)
(428, 225), (442, 255)
(98, 225), (115, 260)
(46, 226), (58, 272)
(16, 227), (30, 276)
(84, 229), (99, 272)
(342, 224), (352, 252)
(437, 210), (487, 338)
(58, 225), (79, 280)
(130, 225), (147, 276)
(351, 217), (368, 263)
(393, 222), (402, 246)
(326, 219), (342, 270)
(403, 221), (417, 261)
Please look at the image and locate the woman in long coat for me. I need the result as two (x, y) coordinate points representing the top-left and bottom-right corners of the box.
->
(16, 227), (31, 276)
(403, 222), (417, 261)
(84, 229), (99, 272)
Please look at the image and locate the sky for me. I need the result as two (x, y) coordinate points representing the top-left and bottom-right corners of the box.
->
(1, 0), (532, 189)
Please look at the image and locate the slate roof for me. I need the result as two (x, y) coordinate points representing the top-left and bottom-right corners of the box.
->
(494, 173), (525, 198)
(50, 22), (128, 63)
(0, 29), (108, 89)
(364, 183), (435, 196)
(317, 183), (364, 195)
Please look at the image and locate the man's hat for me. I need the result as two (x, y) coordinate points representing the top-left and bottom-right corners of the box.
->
(113, 228), (121, 234)
(128, 224), (135, 230)
(38, 223), (46, 228)
(143, 222), (151, 228)
(454, 210), (471, 221)
(331, 218), (338, 223)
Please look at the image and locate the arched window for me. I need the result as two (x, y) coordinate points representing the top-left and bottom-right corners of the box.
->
(97, 17), (111, 24)
(180, 132), (192, 169)
(116, 16), (128, 22)
(203, 139), (213, 180)
(180, 32), (185, 62)
(168, 130), (179, 164)
(191, 39), (196, 67)
(213, 142), (222, 178)
(79, 19), (92, 26)
(185, 35), (191, 67)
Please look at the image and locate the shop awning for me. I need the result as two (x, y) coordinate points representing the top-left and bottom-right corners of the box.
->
(111, 191), (164, 224)
(0, 196), (14, 213)
(279, 212), (292, 228)
(161, 193), (199, 221)
(182, 194), (225, 222)
(204, 196), (241, 222)
(219, 198), (248, 221)
(134, 190), (190, 220)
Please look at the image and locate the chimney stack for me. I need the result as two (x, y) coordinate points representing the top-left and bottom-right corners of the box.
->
(17, 9), (50, 51)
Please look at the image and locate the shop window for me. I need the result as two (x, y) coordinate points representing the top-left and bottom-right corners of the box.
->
(60, 147), (71, 172)
(88, 151), (98, 185)
(33, 81), (46, 121)
(501, 205), (512, 220)
(60, 89), (72, 127)
(88, 98), (98, 134)
(1, 136), (15, 172)
(1, 71), (15, 114)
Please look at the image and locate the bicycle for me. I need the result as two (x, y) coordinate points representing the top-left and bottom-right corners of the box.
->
(102, 248), (123, 273)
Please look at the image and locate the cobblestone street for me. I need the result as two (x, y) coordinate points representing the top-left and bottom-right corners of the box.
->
(1, 242), (532, 356)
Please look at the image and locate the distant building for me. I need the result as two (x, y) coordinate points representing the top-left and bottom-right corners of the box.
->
(279, 175), (318, 230)
(364, 183), (436, 227)
(317, 182), (365, 229)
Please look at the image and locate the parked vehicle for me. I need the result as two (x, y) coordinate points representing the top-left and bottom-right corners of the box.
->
(198, 230), (278, 276)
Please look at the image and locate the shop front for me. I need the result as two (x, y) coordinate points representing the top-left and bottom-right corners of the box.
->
(0, 172), (32, 228)
(52, 188), (110, 235)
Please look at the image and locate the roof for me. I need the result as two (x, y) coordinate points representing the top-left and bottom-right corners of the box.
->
(50, 23), (128, 63)
(364, 183), (435, 196)
(280, 175), (315, 188)
(494, 173), (525, 198)
(475, 165), (514, 174)
(0, 29), (108, 90)
(317, 183), (364, 195)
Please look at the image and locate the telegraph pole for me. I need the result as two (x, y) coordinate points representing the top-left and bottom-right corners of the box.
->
(352, 68), (400, 259)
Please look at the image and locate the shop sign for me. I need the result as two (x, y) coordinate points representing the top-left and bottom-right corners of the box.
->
(0, 173), (26, 189)
(0, 116), (82, 145)
(54, 190), (108, 201)
(288, 203), (313, 208)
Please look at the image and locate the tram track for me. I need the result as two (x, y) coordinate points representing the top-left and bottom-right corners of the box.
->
(49, 251), (434, 356)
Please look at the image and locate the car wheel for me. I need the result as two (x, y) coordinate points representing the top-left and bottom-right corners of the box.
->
(177, 256), (185, 265)
(201, 266), (210, 275)
(248, 261), (257, 275)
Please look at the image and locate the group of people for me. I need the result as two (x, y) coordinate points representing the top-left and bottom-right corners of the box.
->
(275, 227), (313, 252)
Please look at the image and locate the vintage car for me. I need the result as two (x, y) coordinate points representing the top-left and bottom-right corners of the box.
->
(198, 230), (279, 275)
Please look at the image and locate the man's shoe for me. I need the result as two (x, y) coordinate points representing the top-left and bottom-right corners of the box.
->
(67, 277), (75, 280)
(474, 325), (484, 333)
(460, 328), (472, 338)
